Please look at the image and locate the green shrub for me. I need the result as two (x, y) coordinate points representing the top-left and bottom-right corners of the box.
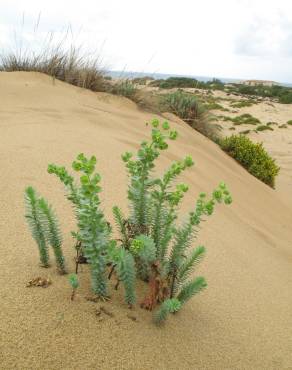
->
(161, 91), (217, 139)
(230, 100), (255, 108)
(225, 82), (292, 104)
(220, 135), (279, 187)
(286, 120), (292, 125)
(279, 92), (292, 104)
(149, 77), (224, 90)
(256, 125), (273, 132)
(150, 77), (202, 89)
(279, 124), (288, 129)
(218, 114), (260, 126)
(232, 113), (260, 125)
(204, 102), (229, 111)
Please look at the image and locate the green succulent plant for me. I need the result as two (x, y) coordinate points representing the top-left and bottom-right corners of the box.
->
(25, 118), (232, 325)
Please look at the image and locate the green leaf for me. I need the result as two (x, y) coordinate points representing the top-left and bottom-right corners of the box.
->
(177, 276), (207, 305)
(153, 298), (182, 325)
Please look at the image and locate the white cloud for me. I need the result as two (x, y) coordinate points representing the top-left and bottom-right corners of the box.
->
(1, 0), (292, 82)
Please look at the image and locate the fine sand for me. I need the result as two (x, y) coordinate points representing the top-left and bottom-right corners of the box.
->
(212, 90), (292, 208)
(0, 72), (292, 370)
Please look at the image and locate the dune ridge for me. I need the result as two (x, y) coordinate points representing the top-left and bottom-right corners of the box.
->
(0, 72), (291, 370)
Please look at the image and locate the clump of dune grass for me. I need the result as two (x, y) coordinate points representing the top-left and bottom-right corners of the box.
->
(266, 121), (278, 126)
(110, 80), (138, 99)
(286, 120), (292, 125)
(160, 91), (218, 139)
(0, 30), (109, 92)
(279, 124), (288, 129)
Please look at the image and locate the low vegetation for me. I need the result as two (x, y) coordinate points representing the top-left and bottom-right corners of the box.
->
(220, 113), (260, 126)
(230, 100), (257, 108)
(25, 119), (232, 325)
(160, 91), (218, 139)
(25, 187), (66, 273)
(68, 274), (79, 301)
(220, 135), (279, 187)
(256, 125), (273, 132)
(240, 129), (251, 135)
(286, 120), (292, 125)
(150, 77), (224, 90)
(110, 80), (138, 99)
(203, 102), (229, 111)
(1, 46), (109, 92)
(132, 76), (154, 85)
(228, 83), (292, 104)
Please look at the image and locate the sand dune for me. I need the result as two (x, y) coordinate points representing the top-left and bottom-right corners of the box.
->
(0, 72), (291, 370)
(211, 90), (292, 207)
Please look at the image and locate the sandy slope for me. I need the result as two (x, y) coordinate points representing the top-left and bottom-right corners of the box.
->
(0, 72), (291, 370)
(212, 90), (292, 207)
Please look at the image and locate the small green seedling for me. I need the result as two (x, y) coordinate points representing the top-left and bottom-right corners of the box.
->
(68, 274), (79, 301)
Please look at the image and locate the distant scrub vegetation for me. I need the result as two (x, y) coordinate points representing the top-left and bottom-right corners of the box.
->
(256, 125), (273, 132)
(132, 76), (155, 85)
(220, 135), (279, 187)
(150, 77), (225, 90)
(228, 84), (292, 104)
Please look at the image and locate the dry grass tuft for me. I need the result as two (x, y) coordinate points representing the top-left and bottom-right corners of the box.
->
(0, 34), (109, 92)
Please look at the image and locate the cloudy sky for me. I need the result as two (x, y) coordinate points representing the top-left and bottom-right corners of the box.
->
(1, 0), (292, 82)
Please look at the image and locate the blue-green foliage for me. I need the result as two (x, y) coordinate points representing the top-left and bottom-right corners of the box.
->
(73, 154), (110, 297)
(48, 154), (110, 297)
(25, 187), (65, 272)
(130, 234), (156, 280)
(25, 187), (49, 267)
(25, 118), (232, 324)
(48, 154), (137, 301)
(68, 273), (79, 290)
(108, 242), (136, 305)
(38, 197), (66, 274)
(113, 119), (232, 324)
(177, 276), (207, 305)
(153, 298), (182, 325)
